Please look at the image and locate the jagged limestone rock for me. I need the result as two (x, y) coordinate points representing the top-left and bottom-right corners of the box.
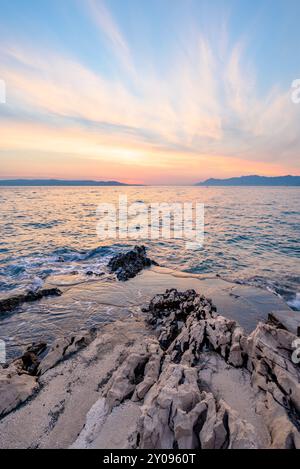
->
(37, 328), (97, 376)
(0, 365), (39, 418)
(2, 287), (299, 449)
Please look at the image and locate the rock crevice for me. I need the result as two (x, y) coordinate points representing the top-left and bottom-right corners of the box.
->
(98, 288), (300, 449)
(1, 288), (299, 449)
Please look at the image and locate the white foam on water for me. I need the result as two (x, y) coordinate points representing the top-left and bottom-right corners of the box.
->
(29, 276), (44, 292)
(288, 293), (300, 311)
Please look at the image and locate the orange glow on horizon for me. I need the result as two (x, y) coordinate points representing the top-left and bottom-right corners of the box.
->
(0, 121), (298, 185)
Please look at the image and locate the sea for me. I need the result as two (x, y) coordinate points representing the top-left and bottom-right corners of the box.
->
(0, 186), (299, 357)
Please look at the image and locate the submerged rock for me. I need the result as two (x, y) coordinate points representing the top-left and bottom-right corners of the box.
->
(108, 246), (158, 281)
(86, 271), (104, 277)
(0, 288), (62, 314)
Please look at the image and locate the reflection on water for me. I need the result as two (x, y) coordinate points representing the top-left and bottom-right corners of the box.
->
(0, 267), (292, 360)
(0, 186), (299, 356)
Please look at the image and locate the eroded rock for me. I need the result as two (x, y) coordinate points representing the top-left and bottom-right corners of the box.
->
(0, 369), (39, 418)
(97, 288), (300, 449)
(0, 328), (98, 421)
(37, 328), (97, 376)
(103, 338), (162, 410)
(2, 287), (299, 449)
(21, 342), (48, 375)
(0, 288), (62, 314)
(108, 246), (158, 281)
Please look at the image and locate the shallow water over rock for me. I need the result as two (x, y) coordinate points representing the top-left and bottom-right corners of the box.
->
(1, 266), (291, 359)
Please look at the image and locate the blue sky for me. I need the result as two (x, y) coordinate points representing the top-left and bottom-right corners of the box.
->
(0, 0), (299, 183)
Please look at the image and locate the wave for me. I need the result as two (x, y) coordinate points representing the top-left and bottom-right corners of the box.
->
(223, 275), (300, 312)
(0, 245), (121, 293)
(287, 293), (300, 311)
(23, 221), (62, 229)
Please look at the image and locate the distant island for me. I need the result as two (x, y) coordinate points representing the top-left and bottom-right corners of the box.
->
(196, 175), (300, 186)
(0, 179), (131, 186)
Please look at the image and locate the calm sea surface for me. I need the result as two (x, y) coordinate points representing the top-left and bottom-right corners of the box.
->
(1, 186), (299, 303)
(0, 186), (299, 355)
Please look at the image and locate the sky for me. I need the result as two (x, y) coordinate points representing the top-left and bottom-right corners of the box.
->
(0, 0), (299, 185)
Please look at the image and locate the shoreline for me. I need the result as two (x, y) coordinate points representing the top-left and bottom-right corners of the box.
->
(0, 254), (299, 449)
(1, 264), (294, 361)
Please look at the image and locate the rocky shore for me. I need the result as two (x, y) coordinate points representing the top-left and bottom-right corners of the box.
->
(108, 245), (158, 281)
(0, 288), (62, 314)
(0, 248), (299, 449)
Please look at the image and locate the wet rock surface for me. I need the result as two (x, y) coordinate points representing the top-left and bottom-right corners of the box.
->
(0, 287), (299, 449)
(108, 246), (158, 281)
(0, 288), (62, 314)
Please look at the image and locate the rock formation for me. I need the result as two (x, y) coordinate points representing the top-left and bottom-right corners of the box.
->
(108, 245), (158, 281)
(0, 328), (96, 418)
(0, 288), (62, 314)
(1, 288), (299, 449)
(100, 289), (300, 448)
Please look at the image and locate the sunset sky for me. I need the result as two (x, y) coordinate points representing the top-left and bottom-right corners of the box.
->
(0, 0), (300, 184)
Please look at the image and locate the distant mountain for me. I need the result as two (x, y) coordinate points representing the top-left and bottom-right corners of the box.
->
(0, 179), (131, 186)
(196, 175), (300, 186)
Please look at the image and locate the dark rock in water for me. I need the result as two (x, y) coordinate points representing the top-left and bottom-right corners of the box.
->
(108, 245), (158, 281)
(0, 288), (62, 314)
(86, 271), (104, 277)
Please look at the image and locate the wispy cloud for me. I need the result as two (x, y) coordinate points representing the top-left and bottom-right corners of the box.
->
(0, 1), (299, 183)
(85, 0), (135, 77)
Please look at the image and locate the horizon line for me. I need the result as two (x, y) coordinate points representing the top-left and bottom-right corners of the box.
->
(0, 174), (300, 187)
